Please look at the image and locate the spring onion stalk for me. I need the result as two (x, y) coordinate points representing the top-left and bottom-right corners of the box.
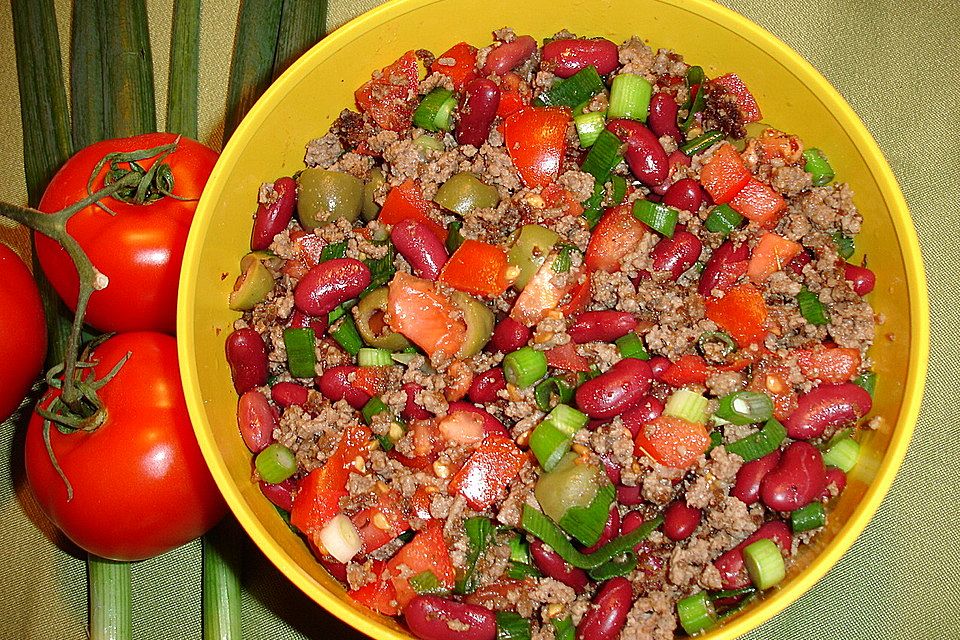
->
(714, 391), (774, 425)
(410, 570), (450, 596)
(167, 0), (201, 138)
(319, 240), (348, 261)
(534, 376), (575, 412)
(536, 66), (605, 108)
(282, 327), (316, 377)
(318, 514), (362, 563)
(742, 538), (786, 590)
(681, 83), (706, 133)
(455, 516), (494, 594)
(686, 65), (706, 87)
(330, 316), (363, 355)
(707, 430), (724, 452)
(832, 231), (855, 260)
(791, 502), (827, 533)
(608, 174), (628, 204)
(503, 347), (548, 388)
(607, 73), (652, 121)
(551, 245), (576, 274)
(574, 111), (606, 147)
(580, 129), (625, 183)
(633, 199), (679, 238)
(822, 437), (860, 472)
(496, 612), (532, 640)
(710, 586), (757, 601)
(506, 561), (541, 579)
(255, 443), (297, 483)
(854, 371), (877, 398)
(677, 591), (717, 635)
(360, 397), (390, 423)
(797, 287), (830, 325)
(202, 519), (243, 640)
(725, 418), (787, 461)
(581, 182), (605, 228)
(88, 556), (132, 640)
(529, 404), (588, 471)
(697, 331), (736, 357)
(327, 298), (357, 324)
(703, 204), (744, 235)
(358, 347), (393, 367)
(664, 389), (710, 425)
(680, 129), (723, 156)
(551, 617), (575, 640)
(69, 0), (106, 150)
(587, 550), (637, 580)
(446, 220), (465, 254)
(616, 332), (650, 360)
(390, 351), (420, 366)
(802, 148), (835, 186)
(557, 483), (615, 547)
(272, 0), (328, 80)
(414, 134), (445, 155)
(508, 534), (531, 564)
(361, 398), (404, 451)
(101, 0), (156, 137)
(363, 248), (397, 295)
(413, 88), (457, 132)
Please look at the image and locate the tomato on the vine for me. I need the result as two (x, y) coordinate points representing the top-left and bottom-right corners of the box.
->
(24, 332), (225, 561)
(0, 242), (46, 422)
(35, 133), (218, 334)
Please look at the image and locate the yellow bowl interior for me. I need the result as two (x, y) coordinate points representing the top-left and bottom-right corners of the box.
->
(177, 0), (928, 638)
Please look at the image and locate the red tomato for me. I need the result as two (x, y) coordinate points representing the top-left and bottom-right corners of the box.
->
(546, 342), (592, 372)
(634, 416), (710, 469)
(448, 434), (527, 510)
(495, 72), (530, 118)
(438, 239), (512, 297)
(555, 272), (592, 317)
(585, 205), (647, 273)
(746, 232), (802, 282)
(0, 243), (46, 422)
(349, 561), (399, 616)
(503, 107), (570, 188)
(748, 359), (798, 422)
(24, 333), (225, 560)
(430, 42), (478, 91)
(728, 178), (787, 227)
(35, 133), (218, 333)
(355, 51), (422, 131)
(351, 485), (410, 554)
(509, 257), (581, 327)
(388, 272), (466, 359)
(705, 282), (769, 348)
(794, 346), (861, 384)
(386, 521), (455, 608)
(377, 180), (447, 243)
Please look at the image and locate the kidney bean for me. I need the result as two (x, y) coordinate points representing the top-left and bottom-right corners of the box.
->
(259, 477), (296, 511)
(667, 149), (691, 173)
(271, 381), (310, 408)
(786, 250), (812, 275)
(697, 240), (751, 296)
(489, 316), (531, 353)
(391, 219), (448, 280)
(575, 358), (653, 419)
(401, 382), (434, 421)
(620, 396), (664, 438)
(568, 311), (638, 344)
(662, 178), (703, 213)
(405, 595), (496, 640)
(599, 451), (621, 485)
(843, 263), (876, 296)
(820, 467), (848, 499)
(760, 441), (827, 512)
(648, 92), (682, 144)
(606, 119), (668, 188)
(447, 401), (509, 437)
(648, 356), (671, 381)
(541, 38), (619, 78)
(576, 577), (632, 640)
(294, 258), (371, 316)
(250, 176), (297, 251)
(225, 328), (269, 394)
(482, 34), (537, 76)
(317, 365), (370, 410)
(468, 367), (507, 404)
(714, 521), (792, 589)
(530, 540), (589, 593)
(237, 390), (278, 452)
(289, 308), (328, 335)
(616, 484), (643, 506)
(456, 78), (501, 147)
(650, 230), (702, 280)
(317, 556), (349, 583)
(581, 507), (621, 553)
(732, 450), (781, 505)
(785, 382), (873, 440)
(663, 501), (701, 541)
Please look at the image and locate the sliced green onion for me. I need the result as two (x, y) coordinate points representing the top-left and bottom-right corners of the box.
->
(391, 351), (421, 366)
(509, 534), (531, 564)
(574, 111), (606, 147)
(319, 240), (347, 262)
(360, 397), (390, 424)
(607, 73), (652, 121)
(616, 332), (650, 360)
(414, 134), (445, 154)
(704, 204), (744, 235)
(791, 502), (826, 533)
(551, 617), (575, 640)
(797, 287), (830, 325)
(330, 316), (363, 355)
(506, 561), (541, 579)
(557, 483), (615, 547)
(663, 389), (710, 425)
(714, 391), (774, 425)
(88, 555), (133, 640)
(822, 437), (860, 472)
(608, 175), (628, 204)
(832, 231), (855, 260)
(725, 418), (787, 462)
(536, 65), (605, 108)
(328, 298), (357, 324)
(534, 376), (575, 412)
(455, 516), (494, 594)
(580, 129), (624, 183)
(581, 181), (605, 228)
(802, 148), (835, 186)
(363, 247), (397, 296)
(530, 404), (588, 471)
(587, 550), (637, 580)
(633, 199), (679, 238)
(358, 347), (392, 367)
(677, 591), (717, 635)
(743, 538), (786, 590)
(681, 83), (706, 133)
(361, 397), (404, 451)
(687, 65), (706, 87)
(853, 371), (877, 398)
(697, 331), (736, 357)
(496, 612), (532, 640)
(680, 129), (723, 156)
(255, 443), (297, 484)
(503, 346), (548, 388)
(709, 586), (757, 601)
(551, 245), (577, 274)
(410, 570), (450, 596)
(707, 430), (724, 452)
(413, 88), (457, 132)
(446, 220), (465, 254)
(283, 327), (316, 378)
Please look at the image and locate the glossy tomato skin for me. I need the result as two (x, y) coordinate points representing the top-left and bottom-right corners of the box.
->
(0, 243), (46, 421)
(24, 332), (226, 560)
(35, 133), (218, 333)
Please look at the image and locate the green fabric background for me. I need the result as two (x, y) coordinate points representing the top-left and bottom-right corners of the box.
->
(0, 0), (953, 638)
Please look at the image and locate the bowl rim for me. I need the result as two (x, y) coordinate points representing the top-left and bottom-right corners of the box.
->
(177, 0), (930, 638)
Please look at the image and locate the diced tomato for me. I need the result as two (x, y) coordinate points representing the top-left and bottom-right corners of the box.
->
(710, 73), (762, 124)
(386, 521), (455, 609)
(705, 283), (769, 348)
(352, 365), (392, 398)
(409, 486), (434, 520)
(280, 230), (327, 279)
(377, 180), (447, 243)
(496, 72), (529, 118)
(729, 178), (787, 227)
(555, 273), (592, 317)
(448, 434), (528, 510)
(351, 484), (410, 555)
(585, 205), (647, 273)
(546, 342), (592, 372)
(510, 258), (580, 326)
(634, 416), (710, 469)
(355, 51), (421, 132)
(794, 346), (861, 384)
(542, 184), (585, 217)
(748, 359), (797, 422)
(390, 420), (443, 470)
(388, 272), (466, 359)
(439, 239), (512, 297)
(430, 42), (478, 91)
(757, 128), (803, 164)
(699, 143), (752, 205)
(503, 106), (571, 188)
(349, 560), (399, 616)
(661, 354), (710, 386)
(290, 424), (372, 534)
(746, 232), (803, 282)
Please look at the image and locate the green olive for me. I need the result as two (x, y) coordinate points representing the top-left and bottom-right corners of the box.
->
(507, 224), (560, 290)
(229, 252), (275, 311)
(534, 454), (603, 524)
(433, 172), (500, 215)
(297, 168), (363, 230)
(354, 287), (412, 351)
(452, 292), (494, 359)
(361, 167), (386, 222)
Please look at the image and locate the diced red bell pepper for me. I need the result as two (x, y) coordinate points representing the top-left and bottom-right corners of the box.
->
(746, 232), (803, 282)
(386, 521), (455, 609)
(634, 416), (710, 469)
(699, 143), (752, 205)
(710, 73), (762, 124)
(355, 51), (421, 132)
(555, 272), (592, 317)
(352, 365), (392, 398)
(290, 423), (373, 534)
(503, 106), (571, 188)
(351, 484), (410, 554)
(430, 42), (479, 91)
(705, 283), (769, 348)
(546, 342), (592, 372)
(510, 258), (580, 327)
(349, 560), (399, 616)
(729, 178), (787, 227)
(448, 434), (527, 510)
(496, 72), (529, 119)
(438, 239), (512, 297)
(794, 346), (861, 384)
(585, 204), (648, 273)
(388, 272), (466, 360)
(377, 180), (447, 243)
(661, 354), (710, 386)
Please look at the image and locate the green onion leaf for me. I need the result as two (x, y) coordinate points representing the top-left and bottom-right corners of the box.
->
(633, 199), (679, 238)
(797, 287), (830, 325)
(853, 371), (877, 398)
(255, 443), (297, 483)
(580, 129), (625, 183)
(508, 534), (531, 564)
(663, 389), (710, 424)
(557, 483), (615, 547)
(743, 538), (786, 590)
(358, 347), (393, 367)
(167, 0), (202, 138)
(327, 298), (357, 324)
(551, 245), (577, 274)
(680, 129), (723, 156)
(69, 0), (106, 150)
(536, 66), (605, 109)
(608, 175), (628, 204)
(822, 437), (860, 472)
(505, 561), (541, 579)
(802, 148), (835, 186)
(551, 617), (575, 640)
(574, 111), (607, 147)
(102, 0), (157, 137)
(446, 220), (465, 254)
(503, 347), (548, 388)
(283, 327), (316, 377)
(790, 502), (826, 533)
(496, 612), (532, 640)
(413, 88), (457, 132)
(330, 316), (363, 355)
(677, 591), (717, 635)
(607, 73), (652, 121)
(319, 240), (348, 262)
(224, 0), (283, 143)
(704, 204), (745, 235)
(410, 570), (450, 596)
(455, 517), (494, 594)
(697, 331), (736, 358)
(363, 247), (397, 297)
(534, 376), (575, 412)
(529, 404), (588, 471)
(687, 66), (706, 87)
(725, 418), (787, 462)
(587, 550), (637, 581)
(581, 181), (606, 228)
(714, 391), (774, 425)
(832, 231), (855, 260)
(681, 83), (706, 133)
(272, 0), (328, 80)
(615, 332), (649, 360)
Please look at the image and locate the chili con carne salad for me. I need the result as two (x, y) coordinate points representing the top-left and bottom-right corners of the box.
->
(225, 28), (879, 640)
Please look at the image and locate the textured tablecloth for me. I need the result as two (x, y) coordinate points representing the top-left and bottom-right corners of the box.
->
(0, 1), (954, 638)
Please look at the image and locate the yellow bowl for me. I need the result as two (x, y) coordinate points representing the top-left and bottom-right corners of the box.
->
(178, 0), (928, 637)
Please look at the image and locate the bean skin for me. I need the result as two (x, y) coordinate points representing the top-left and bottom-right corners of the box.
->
(620, 396), (664, 438)
(785, 382), (873, 440)
(662, 178), (703, 213)
(714, 521), (792, 589)
(316, 365), (370, 410)
(787, 250), (812, 275)
(575, 358), (653, 419)
(489, 316), (531, 353)
(662, 501), (701, 541)
(648, 92), (682, 144)
(404, 595), (496, 640)
(731, 450), (781, 505)
(225, 328), (269, 394)
(698, 240), (751, 296)
(616, 484), (643, 506)
(259, 477), (296, 512)
(237, 390), (277, 452)
(760, 441), (827, 512)
(456, 78), (500, 148)
(530, 540), (589, 593)
(541, 38), (619, 78)
(599, 450), (621, 485)
(401, 382), (434, 420)
(270, 381), (310, 408)
(293, 258), (371, 316)
(843, 263), (876, 295)
(289, 308), (328, 336)
(820, 467), (847, 499)
(575, 577), (633, 640)
(250, 176), (297, 250)
(607, 119), (668, 188)
(468, 367), (507, 404)
(482, 35), (537, 75)
(568, 311), (638, 344)
(650, 230), (702, 281)
(391, 218), (448, 280)
(648, 356), (671, 381)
